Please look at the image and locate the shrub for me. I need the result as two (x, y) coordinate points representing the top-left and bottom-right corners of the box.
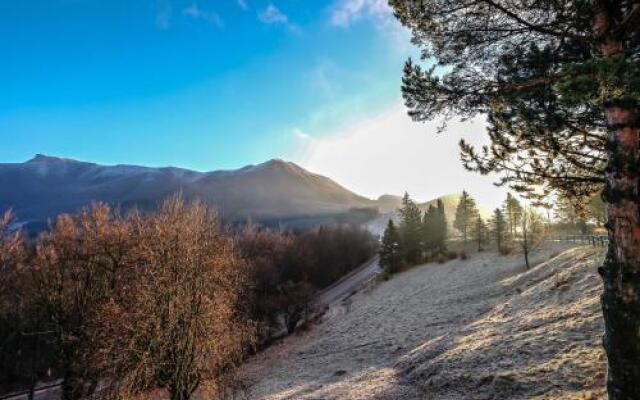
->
(500, 241), (516, 255)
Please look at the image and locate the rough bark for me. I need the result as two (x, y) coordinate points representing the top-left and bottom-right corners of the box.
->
(596, 4), (640, 399)
(600, 102), (640, 400)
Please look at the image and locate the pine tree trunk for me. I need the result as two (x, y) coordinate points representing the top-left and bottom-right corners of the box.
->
(595, 5), (640, 398)
(600, 101), (640, 400)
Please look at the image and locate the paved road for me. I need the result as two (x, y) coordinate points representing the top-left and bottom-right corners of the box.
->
(0, 382), (61, 400)
(313, 256), (381, 308)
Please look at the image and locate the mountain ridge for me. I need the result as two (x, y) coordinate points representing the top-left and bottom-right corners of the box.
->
(0, 155), (377, 231)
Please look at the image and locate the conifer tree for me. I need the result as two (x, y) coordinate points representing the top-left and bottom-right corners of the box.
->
(399, 192), (423, 265)
(379, 219), (402, 274)
(555, 196), (589, 235)
(502, 193), (523, 237)
(454, 191), (480, 244)
(471, 215), (489, 252)
(490, 208), (508, 254)
(422, 199), (448, 257)
(435, 199), (448, 253)
(421, 205), (437, 257)
(390, 2), (640, 394)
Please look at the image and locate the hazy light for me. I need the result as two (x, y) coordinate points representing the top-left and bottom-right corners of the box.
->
(296, 103), (509, 211)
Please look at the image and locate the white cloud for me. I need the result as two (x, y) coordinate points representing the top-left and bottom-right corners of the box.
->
(156, 0), (172, 29)
(329, 0), (412, 55)
(293, 128), (311, 140)
(259, 4), (288, 24)
(183, 3), (223, 27)
(295, 103), (509, 211)
(330, 0), (393, 27)
(258, 3), (300, 32)
(237, 0), (248, 10)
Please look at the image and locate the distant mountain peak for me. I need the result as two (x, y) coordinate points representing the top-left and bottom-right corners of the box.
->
(260, 158), (299, 169)
(243, 158), (308, 175)
(28, 154), (59, 163)
(263, 158), (287, 165)
(27, 154), (79, 164)
(377, 194), (402, 201)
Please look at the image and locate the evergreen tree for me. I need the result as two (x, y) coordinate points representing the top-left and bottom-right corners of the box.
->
(399, 192), (423, 265)
(490, 208), (508, 254)
(435, 199), (447, 253)
(379, 219), (402, 274)
(454, 191), (480, 244)
(422, 199), (448, 257)
(390, 2), (640, 394)
(555, 196), (589, 235)
(502, 193), (523, 237)
(471, 215), (489, 252)
(421, 205), (437, 257)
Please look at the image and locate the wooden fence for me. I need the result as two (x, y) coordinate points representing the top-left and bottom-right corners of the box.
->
(551, 234), (608, 247)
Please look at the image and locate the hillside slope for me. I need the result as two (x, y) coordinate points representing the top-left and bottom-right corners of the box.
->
(243, 246), (606, 400)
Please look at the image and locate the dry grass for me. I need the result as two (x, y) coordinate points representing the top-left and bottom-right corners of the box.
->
(242, 245), (606, 400)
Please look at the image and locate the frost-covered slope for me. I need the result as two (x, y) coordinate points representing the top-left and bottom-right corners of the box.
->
(243, 246), (606, 400)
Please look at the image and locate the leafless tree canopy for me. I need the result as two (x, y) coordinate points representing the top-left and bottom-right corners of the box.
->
(1, 198), (255, 400)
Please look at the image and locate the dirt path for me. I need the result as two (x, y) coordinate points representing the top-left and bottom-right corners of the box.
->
(242, 245), (606, 400)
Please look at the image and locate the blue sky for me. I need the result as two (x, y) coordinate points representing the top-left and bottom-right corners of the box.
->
(1, 0), (506, 207)
(1, 0), (409, 168)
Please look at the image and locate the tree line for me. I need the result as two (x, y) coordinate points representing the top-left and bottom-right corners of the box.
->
(0, 196), (377, 400)
(381, 190), (553, 272)
(458, 190), (547, 264)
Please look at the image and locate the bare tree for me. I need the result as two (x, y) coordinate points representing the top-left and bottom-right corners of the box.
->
(277, 281), (315, 334)
(520, 208), (547, 269)
(30, 204), (135, 399)
(0, 211), (25, 314)
(89, 197), (254, 400)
